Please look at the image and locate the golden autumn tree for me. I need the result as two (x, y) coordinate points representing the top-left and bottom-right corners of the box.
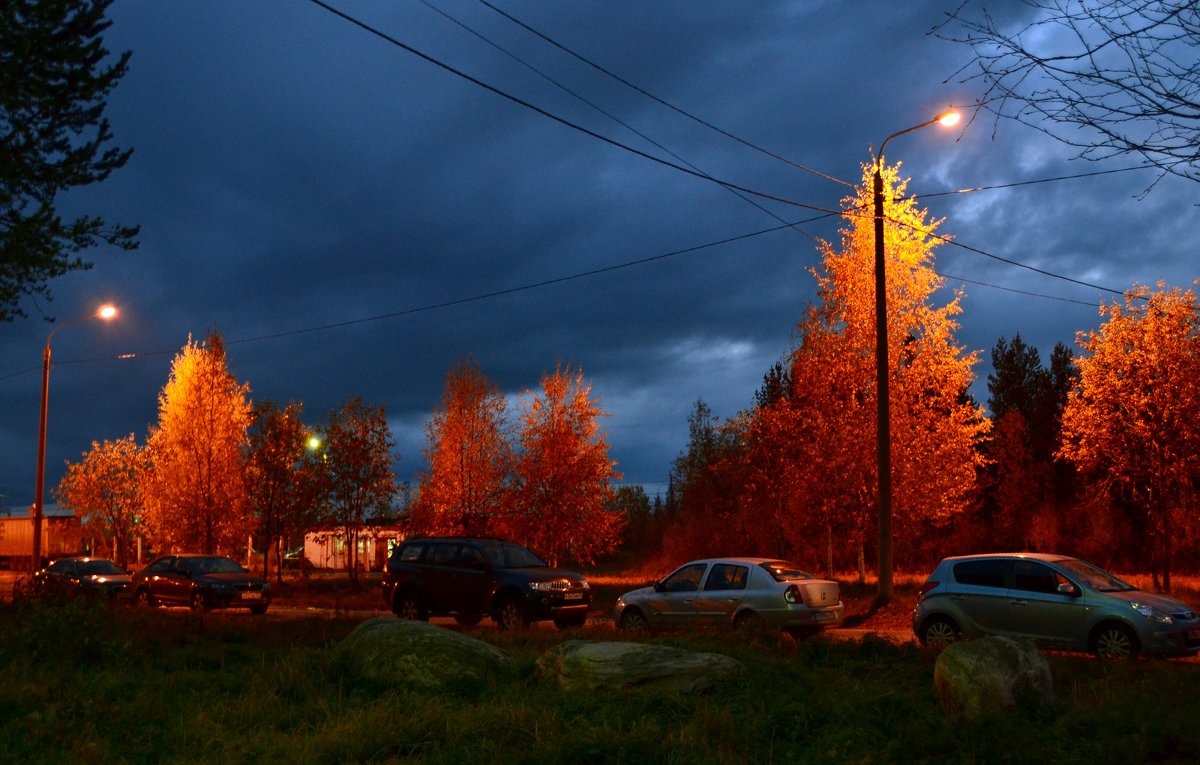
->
(748, 162), (988, 574)
(142, 331), (253, 555)
(55, 434), (145, 568)
(1059, 283), (1200, 590)
(317, 397), (397, 584)
(511, 364), (623, 566)
(414, 358), (513, 536)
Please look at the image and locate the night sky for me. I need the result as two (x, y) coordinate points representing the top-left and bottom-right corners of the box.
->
(2, 1), (1195, 510)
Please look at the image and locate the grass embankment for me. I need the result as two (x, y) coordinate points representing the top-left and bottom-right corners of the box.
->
(2, 591), (1199, 765)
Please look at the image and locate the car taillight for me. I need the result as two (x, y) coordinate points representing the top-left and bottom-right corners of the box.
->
(917, 581), (938, 601)
(784, 585), (800, 604)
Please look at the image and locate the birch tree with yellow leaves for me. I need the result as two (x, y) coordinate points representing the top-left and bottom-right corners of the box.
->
(142, 331), (253, 554)
(55, 434), (146, 568)
(1059, 284), (1200, 590)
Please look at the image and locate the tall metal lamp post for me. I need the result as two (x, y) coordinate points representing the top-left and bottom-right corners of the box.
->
(31, 304), (118, 573)
(872, 111), (958, 606)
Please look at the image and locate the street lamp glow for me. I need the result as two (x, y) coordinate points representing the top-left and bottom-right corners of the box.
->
(307, 436), (322, 451)
(937, 110), (961, 127)
(31, 303), (120, 572)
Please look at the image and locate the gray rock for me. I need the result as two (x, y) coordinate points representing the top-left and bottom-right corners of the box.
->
(933, 635), (1053, 721)
(536, 640), (746, 693)
(337, 617), (513, 689)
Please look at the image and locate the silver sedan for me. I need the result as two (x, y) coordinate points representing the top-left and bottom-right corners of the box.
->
(613, 557), (843, 637)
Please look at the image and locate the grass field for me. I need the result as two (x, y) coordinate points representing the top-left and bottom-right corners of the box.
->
(2, 585), (1199, 765)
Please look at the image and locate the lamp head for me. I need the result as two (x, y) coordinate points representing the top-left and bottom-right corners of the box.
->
(937, 110), (961, 128)
(97, 304), (117, 320)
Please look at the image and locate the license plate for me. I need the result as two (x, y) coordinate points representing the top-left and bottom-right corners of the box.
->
(564, 592), (583, 601)
(814, 611), (837, 622)
(241, 591), (262, 600)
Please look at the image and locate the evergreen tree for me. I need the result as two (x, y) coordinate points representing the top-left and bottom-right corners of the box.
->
(1, 0), (138, 321)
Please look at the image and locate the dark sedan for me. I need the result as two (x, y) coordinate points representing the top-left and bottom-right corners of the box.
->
(131, 554), (271, 614)
(33, 557), (132, 600)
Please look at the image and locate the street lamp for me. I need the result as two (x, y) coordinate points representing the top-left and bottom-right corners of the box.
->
(872, 110), (958, 606)
(31, 304), (118, 573)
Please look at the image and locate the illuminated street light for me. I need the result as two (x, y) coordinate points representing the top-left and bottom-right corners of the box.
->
(872, 111), (958, 606)
(31, 304), (118, 573)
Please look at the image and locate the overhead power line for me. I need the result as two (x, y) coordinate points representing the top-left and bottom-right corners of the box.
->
(474, 0), (854, 189)
(306, 0), (840, 217)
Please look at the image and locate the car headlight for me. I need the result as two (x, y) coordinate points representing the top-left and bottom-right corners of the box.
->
(1132, 602), (1174, 624)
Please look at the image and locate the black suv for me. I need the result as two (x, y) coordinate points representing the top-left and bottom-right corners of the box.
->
(382, 537), (590, 630)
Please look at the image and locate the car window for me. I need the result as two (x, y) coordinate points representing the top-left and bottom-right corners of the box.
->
(483, 542), (545, 569)
(953, 559), (1007, 588)
(457, 545), (489, 570)
(704, 563), (749, 591)
(760, 561), (814, 582)
(427, 543), (460, 567)
(397, 543), (425, 563)
(146, 557), (174, 573)
(661, 563), (708, 593)
(1056, 558), (1135, 592)
(1013, 560), (1064, 594)
(48, 560), (74, 575)
(80, 560), (123, 576)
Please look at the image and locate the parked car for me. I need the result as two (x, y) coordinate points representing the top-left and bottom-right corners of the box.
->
(33, 556), (131, 600)
(912, 552), (1200, 659)
(381, 537), (590, 630)
(613, 557), (843, 637)
(131, 554), (271, 614)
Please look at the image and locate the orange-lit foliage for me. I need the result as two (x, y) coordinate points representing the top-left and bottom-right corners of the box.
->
(245, 400), (317, 582)
(714, 163), (988, 571)
(413, 358), (513, 536)
(1059, 283), (1200, 590)
(317, 397), (397, 583)
(55, 434), (145, 568)
(143, 331), (253, 555)
(510, 364), (624, 566)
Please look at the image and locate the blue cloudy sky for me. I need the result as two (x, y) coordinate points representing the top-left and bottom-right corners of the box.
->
(2, 0), (1194, 509)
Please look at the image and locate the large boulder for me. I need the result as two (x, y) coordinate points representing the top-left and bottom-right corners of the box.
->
(933, 636), (1053, 721)
(337, 617), (513, 689)
(536, 640), (746, 693)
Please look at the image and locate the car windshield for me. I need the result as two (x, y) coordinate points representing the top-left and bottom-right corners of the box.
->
(482, 542), (545, 569)
(187, 557), (246, 575)
(80, 560), (124, 576)
(1057, 558), (1135, 592)
(760, 561), (814, 582)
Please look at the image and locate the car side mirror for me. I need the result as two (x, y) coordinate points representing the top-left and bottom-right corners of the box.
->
(653, 581), (666, 593)
(1057, 582), (1079, 597)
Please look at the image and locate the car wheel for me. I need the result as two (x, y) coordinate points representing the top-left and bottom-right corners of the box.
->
(249, 604), (268, 616)
(785, 626), (821, 641)
(618, 608), (649, 634)
(734, 610), (768, 633)
(190, 591), (210, 612)
(393, 592), (427, 621)
(920, 616), (960, 648)
(136, 588), (156, 608)
(454, 613), (482, 626)
(1092, 623), (1139, 660)
(493, 597), (529, 630)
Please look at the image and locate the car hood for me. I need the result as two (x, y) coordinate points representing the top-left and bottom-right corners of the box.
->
(519, 568), (587, 584)
(85, 574), (131, 585)
(198, 572), (267, 587)
(1103, 589), (1196, 615)
(618, 586), (656, 602)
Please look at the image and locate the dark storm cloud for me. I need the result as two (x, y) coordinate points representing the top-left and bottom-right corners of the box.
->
(2, 0), (1194, 510)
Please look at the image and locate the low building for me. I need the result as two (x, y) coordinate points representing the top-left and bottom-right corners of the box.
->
(302, 523), (405, 571)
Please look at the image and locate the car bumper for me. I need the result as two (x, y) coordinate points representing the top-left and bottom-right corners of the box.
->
(761, 603), (845, 629)
(525, 592), (591, 621)
(1139, 623), (1200, 657)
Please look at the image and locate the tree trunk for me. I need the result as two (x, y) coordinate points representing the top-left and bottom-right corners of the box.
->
(826, 523), (834, 580)
(856, 541), (866, 585)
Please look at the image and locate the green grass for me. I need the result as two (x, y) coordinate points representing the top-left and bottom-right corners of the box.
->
(1, 598), (1198, 764)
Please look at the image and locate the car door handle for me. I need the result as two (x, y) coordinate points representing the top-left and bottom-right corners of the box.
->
(1010, 599), (1028, 606)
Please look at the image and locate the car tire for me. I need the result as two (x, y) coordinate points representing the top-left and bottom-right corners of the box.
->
(734, 610), (768, 633)
(454, 613), (482, 626)
(249, 604), (268, 616)
(190, 591), (209, 612)
(1092, 622), (1139, 660)
(493, 597), (529, 630)
(618, 608), (649, 634)
(136, 588), (156, 608)
(919, 616), (960, 648)
(393, 592), (427, 621)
